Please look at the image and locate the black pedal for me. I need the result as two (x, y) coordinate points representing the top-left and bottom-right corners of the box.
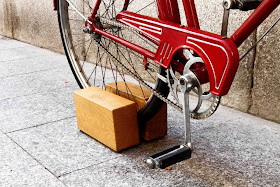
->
(144, 145), (192, 169)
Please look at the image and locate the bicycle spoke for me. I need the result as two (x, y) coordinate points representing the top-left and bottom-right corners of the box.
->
(69, 19), (84, 22)
(71, 33), (85, 35)
(60, 0), (166, 112)
(73, 38), (91, 48)
(66, 0), (90, 23)
(128, 0), (136, 6)
(113, 41), (142, 108)
(82, 38), (93, 67)
(103, 36), (157, 83)
(136, 1), (155, 13)
(101, 0), (116, 18)
(83, 0), (93, 11)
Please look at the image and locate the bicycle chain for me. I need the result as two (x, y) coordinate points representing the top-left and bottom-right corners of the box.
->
(97, 17), (220, 119)
(100, 17), (136, 32)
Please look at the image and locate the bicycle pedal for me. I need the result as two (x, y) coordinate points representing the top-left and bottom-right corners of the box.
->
(144, 145), (192, 169)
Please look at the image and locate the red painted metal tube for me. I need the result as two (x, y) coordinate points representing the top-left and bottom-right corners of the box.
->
(231, 0), (279, 47)
(123, 0), (130, 10)
(182, 0), (200, 29)
(91, 0), (102, 18)
(94, 28), (155, 59)
(156, 0), (181, 24)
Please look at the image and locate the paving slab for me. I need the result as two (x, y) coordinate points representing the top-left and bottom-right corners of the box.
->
(1, 35), (280, 186)
(53, 104), (280, 186)
(0, 91), (76, 133)
(0, 38), (61, 62)
(8, 118), (119, 177)
(0, 72), (5, 78)
(166, 105), (280, 186)
(0, 46), (46, 62)
(0, 67), (77, 101)
(0, 131), (65, 186)
(58, 103), (280, 186)
(59, 158), (208, 187)
(48, 86), (79, 109)
(0, 35), (31, 50)
(0, 55), (67, 77)
(9, 104), (279, 186)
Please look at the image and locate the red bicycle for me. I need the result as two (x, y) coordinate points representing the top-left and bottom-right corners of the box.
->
(54, 0), (279, 168)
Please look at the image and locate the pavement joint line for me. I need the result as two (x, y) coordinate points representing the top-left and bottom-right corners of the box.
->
(0, 55), (48, 63)
(0, 86), (77, 103)
(0, 128), (67, 186)
(6, 116), (77, 134)
(57, 156), (120, 178)
(0, 55), (54, 63)
(1, 68), (58, 78)
(0, 40), (49, 53)
(0, 46), (39, 51)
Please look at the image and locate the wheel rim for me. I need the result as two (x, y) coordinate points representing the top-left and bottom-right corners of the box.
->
(58, 0), (164, 110)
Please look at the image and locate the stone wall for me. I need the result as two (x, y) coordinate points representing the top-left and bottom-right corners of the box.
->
(0, 0), (279, 123)
(0, 0), (63, 53)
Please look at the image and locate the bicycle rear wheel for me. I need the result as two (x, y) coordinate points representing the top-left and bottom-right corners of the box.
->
(57, 0), (169, 123)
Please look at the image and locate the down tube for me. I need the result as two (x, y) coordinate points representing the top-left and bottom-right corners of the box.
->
(231, 0), (279, 47)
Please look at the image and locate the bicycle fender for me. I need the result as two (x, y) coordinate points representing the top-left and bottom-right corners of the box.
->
(117, 11), (239, 96)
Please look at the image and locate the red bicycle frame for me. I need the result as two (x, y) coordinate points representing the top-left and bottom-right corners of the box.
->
(154, 0), (279, 47)
(54, 0), (279, 96)
(231, 0), (279, 47)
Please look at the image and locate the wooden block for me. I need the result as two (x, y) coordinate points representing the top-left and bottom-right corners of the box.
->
(74, 86), (140, 152)
(141, 104), (167, 141)
(105, 82), (151, 108)
(105, 82), (167, 141)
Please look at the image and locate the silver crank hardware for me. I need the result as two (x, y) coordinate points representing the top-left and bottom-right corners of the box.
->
(179, 72), (200, 148)
(223, 0), (234, 9)
(157, 73), (168, 83)
(221, 0), (231, 38)
(167, 67), (181, 105)
(144, 71), (197, 169)
(83, 26), (93, 34)
(167, 49), (220, 119)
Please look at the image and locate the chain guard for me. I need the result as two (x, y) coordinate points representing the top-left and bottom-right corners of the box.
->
(95, 18), (220, 119)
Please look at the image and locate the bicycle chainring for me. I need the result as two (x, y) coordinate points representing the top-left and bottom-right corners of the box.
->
(167, 49), (221, 119)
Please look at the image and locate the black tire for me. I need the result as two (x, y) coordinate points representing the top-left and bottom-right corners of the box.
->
(57, 0), (169, 124)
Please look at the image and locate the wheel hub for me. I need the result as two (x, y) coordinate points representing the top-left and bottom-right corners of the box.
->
(83, 17), (122, 42)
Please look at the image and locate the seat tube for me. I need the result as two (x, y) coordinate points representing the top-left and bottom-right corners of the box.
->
(182, 0), (200, 29)
(156, 0), (181, 24)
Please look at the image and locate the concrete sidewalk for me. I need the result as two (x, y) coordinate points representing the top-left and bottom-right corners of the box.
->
(0, 35), (279, 186)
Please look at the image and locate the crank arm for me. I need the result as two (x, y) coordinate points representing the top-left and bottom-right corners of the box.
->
(144, 72), (199, 169)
